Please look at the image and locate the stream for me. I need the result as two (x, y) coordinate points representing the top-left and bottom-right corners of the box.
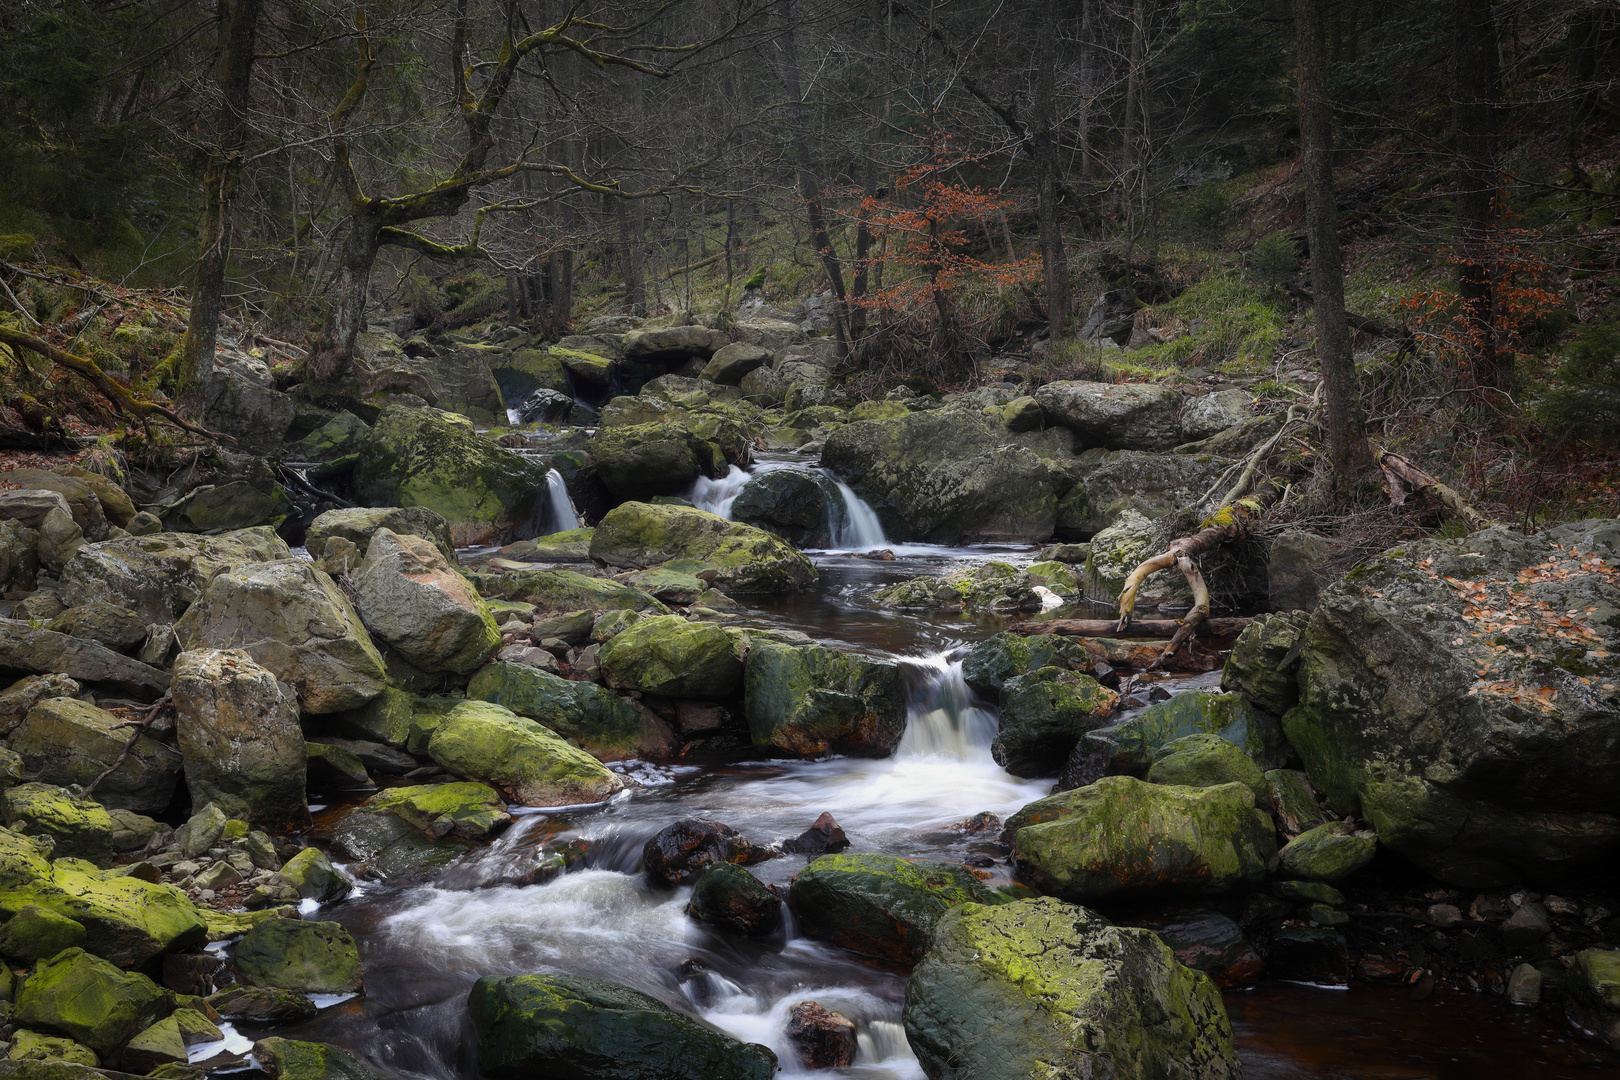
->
(232, 458), (1620, 1079)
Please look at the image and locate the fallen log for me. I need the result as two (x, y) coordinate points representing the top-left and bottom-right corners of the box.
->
(1285, 281), (1413, 343)
(1011, 617), (1253, 638)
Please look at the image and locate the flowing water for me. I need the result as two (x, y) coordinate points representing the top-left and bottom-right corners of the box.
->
(542, 468), (580, 533)
(685, 457), (897, 554)
(225, 501), (1620, 1078)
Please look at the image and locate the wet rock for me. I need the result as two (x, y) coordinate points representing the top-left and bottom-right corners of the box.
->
(289, 410), (371, 462)
(1267, 926), (1351, 986)
(781, 812), (849, 856)
(643, 819), (770, 886)
(3, 784), (115, 865)
(1284, 521), (1620, 887)
(1267, 530), (1334, 613)
(121, 1015), (188, 1073)
(363, 782), (511, 841)
(11, 698), (181, 815)
(1265, 769), (1327, 835)
(589, 421), (733, 500)
(516, 388), (574, 424)
(472, 567), (670, 615)
(354, 405), (547, 547)
(207, 984), (318, 1023)
(785, 1001), (856, 1069)
(313, 738), (416, 777)
(1035, 380), (1184, 450)
(469, 972), (777, 1080)
(619, 568), (708, 606)
(1124, 904), (1264, 989)
(427, 700), (625, 807)
(254, 1037), (391, 1080)
(993, 666), (1117, 778)
(1566, 949), (1620, 1049)
(233, 919), (362, 994)
(174, 560), (386, 714)
(1146, 733), (1268, 805)
(0, 904), (86, 964)
(873, 561), (1039, 612)
(306, 506), (456, 565)
(45, 605), (147, 654)
(743, 642), (906, 758)
(59, 527), (291, 623)
(274, 847), (352, 904)
(730, 469), (835, 548)
(171, 650), (308, 831)
(787, 852), (997, 965)
(687, 862), (782, 936)
(1096, 689), (1282, 775)
(1006, 775), (1275, 904)
(314, 809), (465, 881)
(1425, 902), (1463, 927)
(1277, 821), (1378, 883)
(468, 661), (674, 760)
(0, 622), (170, 700)
(7, 1031), (99, 1066)
(499, 528), (595, 563)
(1082, 509), (1187, 607)
(599, 616), (744, 698)
(903, 897), (1239, 1080)
(1220, 611), (1308, 716)
(353, 529), (501, 674)
(1499, 902), (1553, 951)
(1507, 962), (1543, 1005)
(14, 947), (174, 1059)
(591, 502), (816, 595)
(305, 742), (371, 788)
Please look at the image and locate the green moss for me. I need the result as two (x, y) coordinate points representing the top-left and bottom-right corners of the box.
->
(468, 662), (661, 759)
(788, 853), (1000, 964)
(14, 948), (174, 1058)
(427, 701), (623, 807)
(364, 783), (509, 841)
(598, 616), (743, 698)
(743, 642), (906, 757)
(253, 1038), (390, 1080)
(233, 919), (362, 994)
(469, 568), (670, 614)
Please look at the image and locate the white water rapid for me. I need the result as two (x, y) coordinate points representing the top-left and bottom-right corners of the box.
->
(685, 460), (893, 552)
(543, 468), (580, 532)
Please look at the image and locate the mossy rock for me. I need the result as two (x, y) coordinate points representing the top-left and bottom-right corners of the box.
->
(6, 1031), (98, 1067)
(589, 422), (725, 499)
(254, 1037), (391, 1080)
(1277, 821), (1378, 883)
(590, 503), (816, 595)
(305, 506), (456, 565)
(469, 568), (670, 615)
(873, 561), (1036, 612)
(232, 920), (362, 994)
(363, 782), (511, 841)
(961, 632), (1093, 702)
(742, 642), (906, 758)
(2, 785), (115, 866)
(787, 852), (999, 965)
(686, 863), (782, 937)
(903, 897), (1238, 1080)
(496, 529), (595, 562)
(427, 701), (624, 808)
(13, 948), (175, 1058)
(1007, 775), (1276, 904)
(469, 973), (777, 1080)
(1147, 733), (1268, 805)
(1220, 611), (1309, 716)
(274, 848), (352, 904)
(120, 1016), (187, 1073)
(11, 696), (180, 818)
(467, 662), (670, 759)
(993, 667), (1117, 778)
(598, 616), (743, 699)
(1097, 690), (1283, 775)
(313, 810), (466, 882)
(0, 905), (86, 964)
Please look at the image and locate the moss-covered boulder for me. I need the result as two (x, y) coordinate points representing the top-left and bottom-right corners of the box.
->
(961, 632), (1093, 702)
(820, 409), (1077, 543)
(787, 852), (998, 965)
(2, 786), (115, 866)
(59, 528), (291, 624)
(743, 642), (906, 758)
(872, 561), (1039, 612)
(45, 605), (148, 654)
(590, 502), (816, 595)
(289, 411), (370, 462)
(119, 1016), (188, 1073)
(730, 468), (837, 547)
(470, 568), (670, 614)
(14, 948), (174, 1059)
(172, 650), (308, 831)
(903, 897), (1238, 1080)
(687, 862), (782, 937)
(598, 616), (743, 699)
(305, 506), (456, 565)
(174, 560), (386, 715)
(233, 919), (362, 994)
(353, 529), (501, 674)
(467, 661), (673, 759)
(1007, 776), (1276, 904)
(274, 847), (352, 904)
(490, 346), (571, 401)
(354, 405), (547, 547)
(363, 782), (511, 841)
(1283, 522), (1620, 887)
(7, 1031), (99, 1067)
(0, 904), (85, 965)
(469, 973), (777, 1080)
(1096, 690), (1282, 775)
(1065, 448), (1233, 537)
(427, 701), (624, 807)
(1035, 380), (1185, 450)
(254, 1037), (392, 1080)
(312, 808), (467, 882)
(1277, 821), (1378, 882)
(994, 667), (1117, 778)
(588, 422), (726, 499)
(10, 699), (180, 816)
(1146, 733), (1268, 805)
(1084, 508), (1191, 606)
(495, 528), (595, 562)
(1566, 949), (1620, 1051)
(1219, 610), (1309, 716)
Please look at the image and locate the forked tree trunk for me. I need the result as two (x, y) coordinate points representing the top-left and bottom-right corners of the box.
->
(308, 213), (381, 382)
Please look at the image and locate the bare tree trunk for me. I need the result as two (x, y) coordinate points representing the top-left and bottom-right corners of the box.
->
(178, 0), (263, 392)
(1294, 0), (1371, 485)
(1033, 0), (1068, 331)
(1079, 0), (1096, 179)
(309, 212), (381, 381)
(1121, 1), (1144, 196)
(1454, 0), (1505, 389)
(617, 199), (646, 315)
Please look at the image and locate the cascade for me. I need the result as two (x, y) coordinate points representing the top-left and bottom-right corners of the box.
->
(895, 653), (998, 761)
(544, 469), (580, 532)
(684, 461), (892, 551)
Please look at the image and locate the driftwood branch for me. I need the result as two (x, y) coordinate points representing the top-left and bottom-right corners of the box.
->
(1373, 447), (1492, 530)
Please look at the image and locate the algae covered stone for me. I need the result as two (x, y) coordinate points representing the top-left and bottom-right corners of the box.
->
(743, 642), (906, 758)
(353, 529), (501, 674)
(787, 852), (998, 964)
(471, 568), (669, 614)
(962, 632), (1093, 701)
(10, 698), (180, 815)
(1566, 949), (1620, 1050)
(687, 862), (782, 937)
(1147, 733), (1269, 805)
(0, 904), (86, 964)
(1035, 380), (1184, 450)
(467, 661), (672, 759)
(1220, 611), (1308, 716)
(590, 502), (816, 595)
(598, 616), (743, 698)
(274, 847), (352, 904)
(254, 1037), (391, 1080)
(427, 701), (624, 807)
(2, 784), (115, 865)
(1008, 775), (1276, 904)
(7, 1031), (99, 1067)
(14, 947), (175, 1058)
(1277, 821), (1377, 882)
(1099, 690), (1281, 775)
(363, 782), (511, 841)
(469, 973), (777, 1080)
(233, 919), (362, 994)
(903, 897), (1239, 1080)
(993, 667), (1117, 778)
(589, 421), (724, 499)
(59, 528), (292, 623)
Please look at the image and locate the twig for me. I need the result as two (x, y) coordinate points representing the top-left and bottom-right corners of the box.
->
(83, 694), (170, 797)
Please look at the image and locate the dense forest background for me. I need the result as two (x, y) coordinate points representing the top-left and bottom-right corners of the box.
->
(4, 0), (1620, 522)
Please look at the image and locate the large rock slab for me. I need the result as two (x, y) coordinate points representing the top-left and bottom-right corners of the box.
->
(472, 568), (670, 613)
(3, 783), (116, 865)
(1, 471), (110, 540)
(590, 503), (816, 595)
(469, 973), (776, 1080)
(59, 528), (291, 623)
(589, 421), (731, 499)
(1007, 775), (1276, 904)
(11, 698), (181, 815)
(1284, 521), (1620, 887)
(233, 919), (362, 994)
(175, 560), (386, 714)
(598, 616), (743, 698)
(903, 897), (1239, 1080)
(1066, 448), (1232, 537)
(0, 622), (170, 700)
(1035, 380), (1184, 450)
(788, 852), (999, 965)
(354, 405), (547, 547)
(743, 642), (906, 757)
(427, 701), (624, 807)
(993, 667), (1117, 778)
(467, 662), (674, 759)
(172, 650), (308, 831)
(622, 325), (730, 360)
(354, 334), (507, 423)
(14, 947), (175, 1060)
(305, 506), (456, 564)
(820, 410), (1076, 543)
(353, 529), (500, 674)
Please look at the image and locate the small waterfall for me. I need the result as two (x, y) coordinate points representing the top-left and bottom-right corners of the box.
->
(506, 406), (524, 425)
(544, 469), (580, 532)
(856, 1020), (914, 1065)
(895, 653), (997, 760)
(686, 465), (753, 517)
(826, 477), (887, 550)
